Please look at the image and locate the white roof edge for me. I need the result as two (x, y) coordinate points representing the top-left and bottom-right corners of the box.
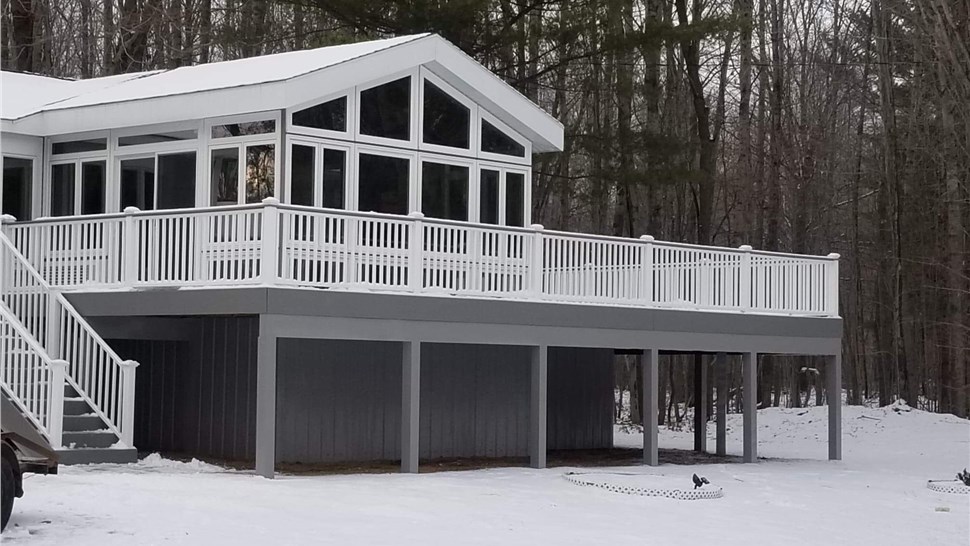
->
(4, 34), (564, 152)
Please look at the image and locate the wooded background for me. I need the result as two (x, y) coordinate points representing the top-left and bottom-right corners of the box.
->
(2, 0), (967, 419)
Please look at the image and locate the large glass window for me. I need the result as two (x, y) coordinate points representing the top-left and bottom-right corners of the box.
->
(211, 120), (275, 139)
(480, 169), (500, 225)
(505, 172), (525, 227)
(81, 161), (106, 214)
(157, 152), (196, 209)
(423, 81), (469, 149)
(322, 149), (346, 209)
(481, 119), (525, 157)
(358, 153), (409, 214)
(210, 148), (239, 205)
(50, 164), (75, 217)
(246, 145), (275, 203)
(120, 158), (155, 211)
(359, 77), (411, 141)
(2, 157), (32, 221)
(290, 145), (315, 207)
(52, 138), (107, 155)
(293, 97), (347, 132)
(421, 162), (468, 221)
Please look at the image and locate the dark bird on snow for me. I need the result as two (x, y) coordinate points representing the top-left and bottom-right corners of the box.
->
(692, 474), (710, 489)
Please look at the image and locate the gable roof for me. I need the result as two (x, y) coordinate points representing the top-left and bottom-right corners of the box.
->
(1, 34), (563, 152)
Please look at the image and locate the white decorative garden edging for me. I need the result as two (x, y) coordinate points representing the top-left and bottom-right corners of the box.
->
(927, 480), (970, 495)
(563, 472), (724, 500)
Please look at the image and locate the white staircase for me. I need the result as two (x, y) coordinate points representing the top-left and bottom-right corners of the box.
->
(0, 230), (138, 464)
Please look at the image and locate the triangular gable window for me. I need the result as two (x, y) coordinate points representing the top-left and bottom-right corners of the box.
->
(481, 119), (525, 157)
(423, 80), (469, 149)
(360, 77), (411, 141)
(293, 96), (347, 132)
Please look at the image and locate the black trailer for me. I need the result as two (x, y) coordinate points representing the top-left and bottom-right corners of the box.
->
(1, 394), (58, 532)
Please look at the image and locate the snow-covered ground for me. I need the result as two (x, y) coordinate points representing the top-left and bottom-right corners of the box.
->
(4, 403), (968, 545)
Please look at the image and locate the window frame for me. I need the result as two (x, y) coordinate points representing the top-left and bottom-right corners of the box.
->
(204, 112), (281, 206)
(354, 69), (420, 150)
(353, 144), (418, 214)
(477, 160), (531, 227)
(287, 92), (355, 143)
(285, 135), (354, 210)
(418, 68), (478, 157)
(47, 157), (109, 217)
(417, 152), (476, 222)
(1, 154), (38, 221)
(478, 110), (531, 166)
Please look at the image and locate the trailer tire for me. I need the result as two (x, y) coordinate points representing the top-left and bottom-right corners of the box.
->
(1, 453), (14, 532)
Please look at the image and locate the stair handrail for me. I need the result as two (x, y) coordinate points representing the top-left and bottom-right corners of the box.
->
(0, 303), (67, 447)
(0, 231), (137, 447)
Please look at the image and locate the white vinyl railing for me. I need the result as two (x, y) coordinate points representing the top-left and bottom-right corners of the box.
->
(0, 305), (66, 446)
(0, 233), (137, 448)
(1, 201), (840, 317)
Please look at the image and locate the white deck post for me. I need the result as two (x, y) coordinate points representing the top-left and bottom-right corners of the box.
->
(639, 235), (654, 304)
(255, 320), (277, 478)
(827, 352), (843, 460)
(122, 207), (140, 287)
(401, 341), (421, 473)
(45, 293), (61, 359)
(742, 351), (758, 463)
(529, 224), (544, 298)
(529, 345), (548, 469)
(642, 348), (659, 466)
(260, 198), (280, 284)
(119, 359), (139, 447)
(47, 359), (68, 449)
(408, 212), (424, 292)
(826, 253), (841, 316)
(715, 352), (728, 456)
(739, 245), (753, 312)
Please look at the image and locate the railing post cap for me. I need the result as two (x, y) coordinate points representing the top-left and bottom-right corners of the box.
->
(123, 206), (141, 214)
(0, 214), (16, 223)
(739, 245), (753, 251)
(530, 223), (545, 231)
(49, 359), (69, 369)
(639, 235), (655, 242)
(827, 253), (841, 260)
(121, 359), (140, 368)
(408, 211), (425, 219)
(262, 197), (280, 206)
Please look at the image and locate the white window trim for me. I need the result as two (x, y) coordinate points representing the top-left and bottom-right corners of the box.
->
(418, 67), (479, 158)
(49, 130), (111, 160)
(287, 91), (355, 143)
(203, 112), (281, 206)
(417, 152), (477, 222)
(0, 153), (41, 221)
(478, 161), (531, 227)
(114, 146), (199, 212)
(205, 111), (281, 145)
(285, 135), (355, 210)
(354, 68), (420, 151)
(354, 144), (418, 214)
(47, 157), (109, 216)
(478, 110), (531, 167)
(112, 121), (201, 155)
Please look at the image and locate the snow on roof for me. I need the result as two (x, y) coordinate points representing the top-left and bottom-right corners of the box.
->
(1, 71), (157, 120)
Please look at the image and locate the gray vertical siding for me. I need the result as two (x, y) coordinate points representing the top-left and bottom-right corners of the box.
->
(107, 316), (258, 461)
(273, 340), (613, 464)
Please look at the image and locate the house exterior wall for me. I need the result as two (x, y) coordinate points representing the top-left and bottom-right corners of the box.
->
(274, 340), (614, 465)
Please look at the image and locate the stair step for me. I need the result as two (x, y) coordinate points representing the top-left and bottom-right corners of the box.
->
(62, 430), (118, 449)
(64, 398), (92, 414)
(55, 447), (138, 465)
(63, 414), (108, 432)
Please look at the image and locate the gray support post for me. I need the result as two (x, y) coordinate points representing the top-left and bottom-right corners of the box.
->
(742, 351), (758, 463)
(255, 318), (277, 479)
(715, 352), (728, 456)
(642, 348), (659, 466)
(827, 353), (843, 461)
(529, 345), (548, 469)
(694, 356), (708, 452)
(401, 341), (421, 473)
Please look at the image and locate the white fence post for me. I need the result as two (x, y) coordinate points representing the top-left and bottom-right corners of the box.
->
(260, 198), (280, 284)
(119, 360), (139, 448)
(47, 359), (68, 449)
(122, 207), (140, 287)
(45, 293), (61, 359)
(529, 224), (545, 298)
(826, 253), (840, 316)
(639, 235), (654, 306)
(739, 245), (753, 312)
(408, 212), (424, 292)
